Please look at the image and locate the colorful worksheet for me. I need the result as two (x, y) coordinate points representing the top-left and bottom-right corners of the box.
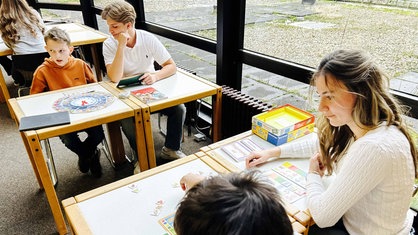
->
(159, 213), (176, 235)
(266, 162), (307, 203)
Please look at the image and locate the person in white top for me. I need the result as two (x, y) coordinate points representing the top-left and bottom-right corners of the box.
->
(101, 1), (187, 174)
(246, 49), (417, 235)
(0, 0), (46, 85)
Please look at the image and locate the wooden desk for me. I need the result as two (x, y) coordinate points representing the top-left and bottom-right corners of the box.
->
(200, 130), (318, 234)
(62, 155), (229, 234)
(0, 22), (108, 118)
(8, 82), (140, 235)
(106, 68), (222, 171)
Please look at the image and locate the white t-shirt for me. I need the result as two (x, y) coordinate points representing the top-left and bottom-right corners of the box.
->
(12, 9), (45, 55)
(102, 29), (171, 77)
(286, 124), (414, 234)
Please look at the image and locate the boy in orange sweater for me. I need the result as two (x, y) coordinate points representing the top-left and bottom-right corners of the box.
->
(30, 27), (104, 177)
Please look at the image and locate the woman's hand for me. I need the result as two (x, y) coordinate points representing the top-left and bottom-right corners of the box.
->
(179, 173), (206, 191)
(309, 152), (325, 177)
(246, 147), (281, 169)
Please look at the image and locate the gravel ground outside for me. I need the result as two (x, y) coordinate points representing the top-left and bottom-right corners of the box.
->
(42, 0), (417, 79)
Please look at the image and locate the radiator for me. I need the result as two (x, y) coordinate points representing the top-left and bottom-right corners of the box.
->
(221, 85), (272, 139)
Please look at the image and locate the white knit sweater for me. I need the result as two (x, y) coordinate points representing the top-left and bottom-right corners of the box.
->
(281, 124), (415, 235)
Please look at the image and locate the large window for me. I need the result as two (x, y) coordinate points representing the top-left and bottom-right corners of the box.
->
(143, 0), (217, 41)
(31, 0), (417, 117)
(243, 0), (418, 92)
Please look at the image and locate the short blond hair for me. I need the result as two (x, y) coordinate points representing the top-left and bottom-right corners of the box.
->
(101, 1), (136, 24)
(44, 27), (71, 46)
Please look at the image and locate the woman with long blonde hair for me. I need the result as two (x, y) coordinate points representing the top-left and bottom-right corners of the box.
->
(0, 0), (46, 85)
(247, 49), (417, 234)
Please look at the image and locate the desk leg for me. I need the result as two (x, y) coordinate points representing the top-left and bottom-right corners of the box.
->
(134, 108), (150, 171)
(211, 87), (222, 142)
(141, 107), (157, 169)
(89, 44), (102, 82)
(27, 131), (68, 234)
(106, 121), (126, 165)
(0, 69), (14, 119)
(21, 132), (43, 189)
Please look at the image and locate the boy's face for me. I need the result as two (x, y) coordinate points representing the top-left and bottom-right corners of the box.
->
(106, 18), (129, 37)
(45, 39), (74, 67)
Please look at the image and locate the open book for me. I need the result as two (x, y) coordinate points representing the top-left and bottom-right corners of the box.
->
(131, 87), (167, 104)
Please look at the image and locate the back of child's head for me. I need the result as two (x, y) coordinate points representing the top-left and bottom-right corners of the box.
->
(174, 171), (294, 235)
(44, 27), (71, 45)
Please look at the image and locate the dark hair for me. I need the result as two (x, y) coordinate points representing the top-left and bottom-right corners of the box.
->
(174, 171), (293, 235)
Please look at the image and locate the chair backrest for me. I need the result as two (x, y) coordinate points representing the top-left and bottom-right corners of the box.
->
(11, 52), (49, 89)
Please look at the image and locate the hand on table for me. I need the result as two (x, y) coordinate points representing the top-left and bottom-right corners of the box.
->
(309, 152), (325, 177)
(140, 73), (157, 85)
(179, 173), (206, 191)
(246, 147), (281, 168)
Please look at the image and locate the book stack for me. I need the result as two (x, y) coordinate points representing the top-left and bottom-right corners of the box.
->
(251, 104), (315, 146)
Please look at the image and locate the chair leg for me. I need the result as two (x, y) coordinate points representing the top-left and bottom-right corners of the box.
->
(158, 113), (167, 136)
(43, 139), (58, 187)
(100, 138), (115, 168)
(100, 137), (134, 170)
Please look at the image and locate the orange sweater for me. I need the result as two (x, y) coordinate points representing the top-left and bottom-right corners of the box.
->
(30, 56), (96, 94)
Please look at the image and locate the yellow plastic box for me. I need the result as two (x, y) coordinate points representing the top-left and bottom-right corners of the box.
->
(252, 123), (315, 146)
(251, 104), (315, 145)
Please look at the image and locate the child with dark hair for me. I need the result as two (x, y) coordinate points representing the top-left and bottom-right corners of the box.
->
(174, 171), (294, 235)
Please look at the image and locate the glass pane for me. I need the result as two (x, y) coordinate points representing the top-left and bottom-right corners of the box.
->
(41, 9), (83, 24)
(158, 36), (216, 84)
(241, 64), (317, 113)
(143, 0), (217, 40)
(94, 0), (115, 8)
(244, 0), (418, 89)
(157, 35), (217, 105)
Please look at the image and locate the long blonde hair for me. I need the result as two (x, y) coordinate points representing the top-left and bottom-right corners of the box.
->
(311, 49), (417, 176)
(0, 0), (45, 48)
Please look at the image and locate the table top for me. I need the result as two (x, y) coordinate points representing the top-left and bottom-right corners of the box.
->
(117, 68), (220, 112)
(202, 131), (319, 212)
(9, 82), (134, 139)
(0, 22), (108, 56)
(64, 155), (228, 235)
(46, 22), (108, 46)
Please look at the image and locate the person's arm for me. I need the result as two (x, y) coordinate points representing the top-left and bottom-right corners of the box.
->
(179, 173), (206, 191)
(246, 133), (319, 168)
(30, 67), (47, 94)
(105, 33), (128, 83)
(140, 58), (176, 85)
(82, 61), (96, 83)
(306, 141), (389, 227)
